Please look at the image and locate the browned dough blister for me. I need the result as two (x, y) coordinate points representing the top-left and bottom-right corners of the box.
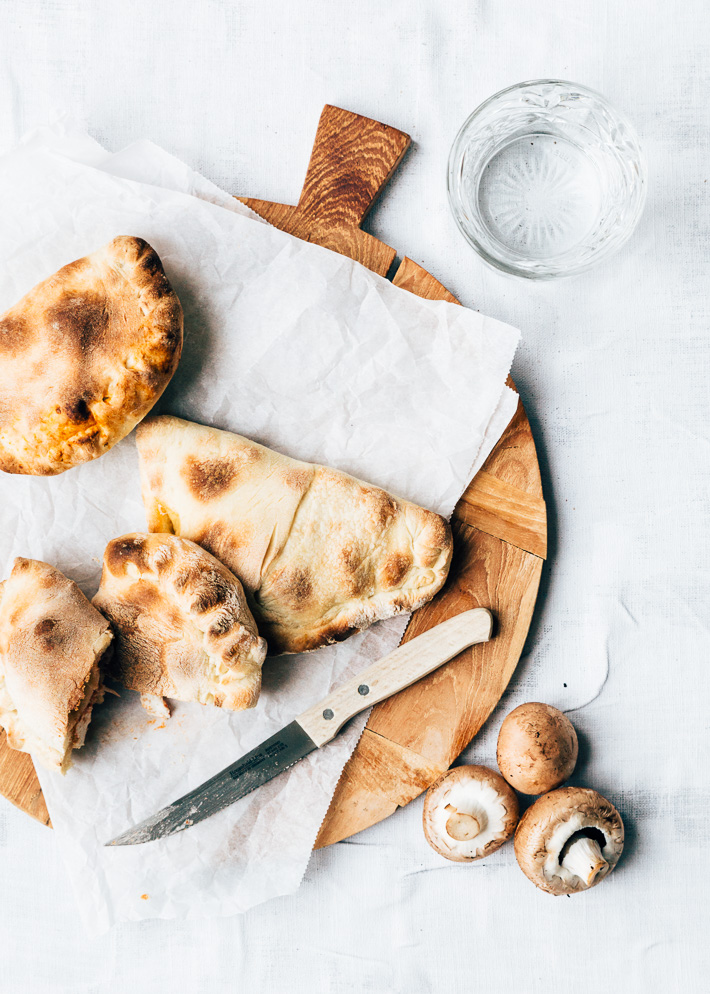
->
(93, 533), (267, 713)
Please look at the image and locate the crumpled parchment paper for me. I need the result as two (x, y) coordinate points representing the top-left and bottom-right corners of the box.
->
(0, 120), (520, 933)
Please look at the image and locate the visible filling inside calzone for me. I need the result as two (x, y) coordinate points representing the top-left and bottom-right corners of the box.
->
(0, 628), (111, 773)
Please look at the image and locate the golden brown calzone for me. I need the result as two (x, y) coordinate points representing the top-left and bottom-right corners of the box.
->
(136, 416), (453, 654)
(93, 533), (267, 715)
(0, 558), (113, 773)
(0, 236), (183, 475)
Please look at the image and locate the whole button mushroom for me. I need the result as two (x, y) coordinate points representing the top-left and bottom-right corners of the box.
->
(514, 786), (624, 895)
(423, 765), (519, 861)
(497, 702), (578, 794)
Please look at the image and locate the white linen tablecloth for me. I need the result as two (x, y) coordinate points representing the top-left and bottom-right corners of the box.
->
(0, 1), (708, 991)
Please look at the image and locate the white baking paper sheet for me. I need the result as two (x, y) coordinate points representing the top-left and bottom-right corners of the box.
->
(0, 121), (519, 933)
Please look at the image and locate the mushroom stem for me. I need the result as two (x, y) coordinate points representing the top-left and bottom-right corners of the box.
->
(561, 836), (608, 886)
(445, 811), (481, 842)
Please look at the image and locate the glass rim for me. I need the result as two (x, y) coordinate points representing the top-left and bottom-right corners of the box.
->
(447, 79), (648, 280)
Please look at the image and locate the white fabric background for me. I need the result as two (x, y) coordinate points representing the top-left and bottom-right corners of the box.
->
(0, 1), (708, 991)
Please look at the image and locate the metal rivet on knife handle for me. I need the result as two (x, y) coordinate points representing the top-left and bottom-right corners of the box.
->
(358, 685), (370, 696)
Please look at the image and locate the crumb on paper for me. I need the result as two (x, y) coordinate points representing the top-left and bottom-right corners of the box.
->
(140, 693), (172, 720)
(140, 894), (149, 901)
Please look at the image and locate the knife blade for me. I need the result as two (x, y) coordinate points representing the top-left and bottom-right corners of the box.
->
(106, 607), (493, 845)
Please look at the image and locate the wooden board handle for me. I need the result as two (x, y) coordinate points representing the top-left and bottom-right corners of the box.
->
(297, 104), (411, 228)
(297, 609), (493, 747)
(241, 105), (411, 277)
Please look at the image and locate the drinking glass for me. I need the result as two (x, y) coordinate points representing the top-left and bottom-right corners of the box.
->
(447, 80), (647, 279)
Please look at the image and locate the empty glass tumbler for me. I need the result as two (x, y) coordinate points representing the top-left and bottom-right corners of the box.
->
(447, 80), (647, 279)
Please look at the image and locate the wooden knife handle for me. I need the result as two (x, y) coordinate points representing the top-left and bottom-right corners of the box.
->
(296, 609), (493, 748)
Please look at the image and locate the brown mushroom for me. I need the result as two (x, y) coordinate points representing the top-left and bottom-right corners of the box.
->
(497, 702), (578, 794)
(423, 765), (519, 862)
(514, 786), (624, 895)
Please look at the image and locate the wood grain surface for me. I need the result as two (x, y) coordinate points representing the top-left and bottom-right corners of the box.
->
(242, 105), (410, 276)
(0, 729), (50, 825)
(0, 105), (546, 846)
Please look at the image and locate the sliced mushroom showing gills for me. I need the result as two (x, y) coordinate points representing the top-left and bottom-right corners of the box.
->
(423, 765), (519, 861)
(514, 787), (624, 895)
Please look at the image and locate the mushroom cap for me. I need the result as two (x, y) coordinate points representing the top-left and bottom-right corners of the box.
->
(514, 786), (624, 895)
(423, 765), (519, 862)
(497, 702), (578, 794)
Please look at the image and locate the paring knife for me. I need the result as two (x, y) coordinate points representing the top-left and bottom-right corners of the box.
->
(106, 607), (493, 846)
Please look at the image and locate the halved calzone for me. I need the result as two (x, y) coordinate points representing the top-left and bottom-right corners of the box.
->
(93, 533), (267, 715)
(136, 416), (453, 654)
(0, 558), (113, 773)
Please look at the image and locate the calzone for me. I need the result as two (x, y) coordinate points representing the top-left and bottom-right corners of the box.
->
(93, 533), (267, 716)
(0, 558), (113, 773)
(0, 236), (183, 475)
(136, 416), (453, 654)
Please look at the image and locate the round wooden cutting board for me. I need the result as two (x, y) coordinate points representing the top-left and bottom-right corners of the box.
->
(0, 105), (547, 843)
